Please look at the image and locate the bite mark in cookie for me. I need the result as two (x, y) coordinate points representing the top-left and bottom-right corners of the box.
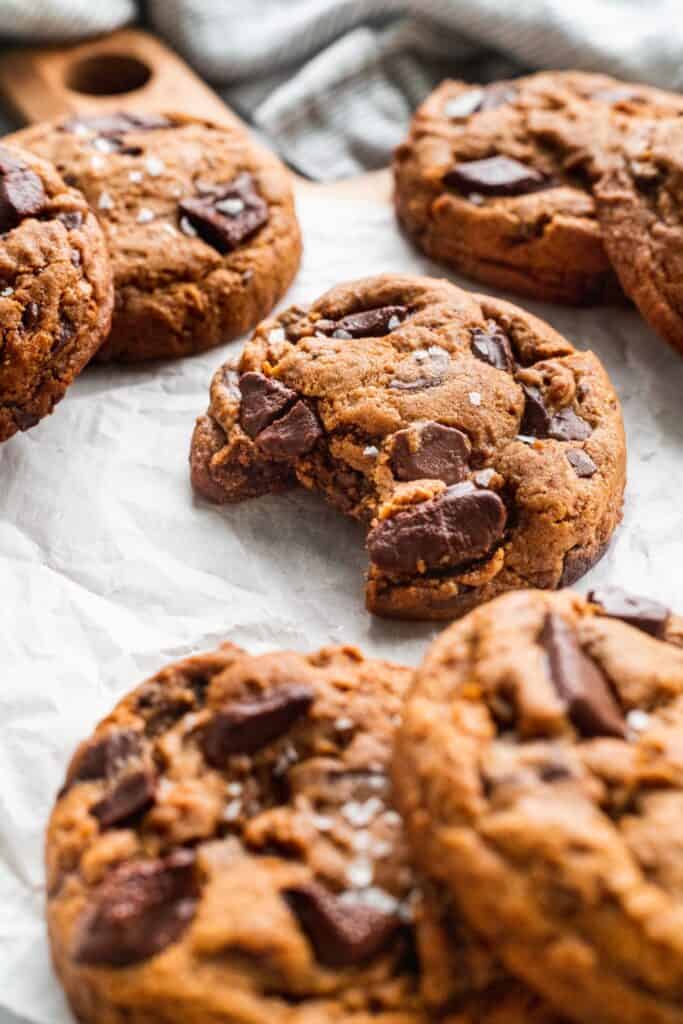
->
(190, 274), (626, 620)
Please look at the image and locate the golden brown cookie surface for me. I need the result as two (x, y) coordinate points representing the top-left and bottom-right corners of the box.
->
(48, 637), (570, 1024)
(10, 113), (301, 361)
(190, 274), (626, 620)
(394, 71), (683, 304)
(595, 116), (683, 355)
(0, 142), (112, 441)
(395, 588), (683, 1024)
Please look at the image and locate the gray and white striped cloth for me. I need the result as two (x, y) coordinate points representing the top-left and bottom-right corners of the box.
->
(2, 0), (682, 180)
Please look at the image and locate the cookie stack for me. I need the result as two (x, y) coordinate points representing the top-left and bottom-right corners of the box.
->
(0, 112), (301, 439)
(47, 585), (683, 1024)
(394, 71), (683, 354)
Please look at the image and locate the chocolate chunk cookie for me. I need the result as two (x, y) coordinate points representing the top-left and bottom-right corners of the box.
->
(0, 143), (112, 441)
(47, 638), (567, 1024)
(594, 116), (683, 354)
(394, 588), (683, 1024)
(10, 113), (301, 361)
(190, 274), (626, 620)
(394, 71), (683, 304)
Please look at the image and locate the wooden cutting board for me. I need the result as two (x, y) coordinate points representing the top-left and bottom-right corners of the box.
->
(0, 28), (392, 202)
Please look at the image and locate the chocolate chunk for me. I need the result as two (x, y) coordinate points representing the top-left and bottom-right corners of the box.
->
(444, 156), (546, 197)
(256, 400), (322, 459)
(390, 422), (471, 484)
(520, 387), (591, 441)
(541, 613), (625, 739)
(284, 882), (401, 967)
(0, 155), (46, 233)
(547, 407), (592, 442)
(238, 372), (297, 438)
(315, 306), (407, 339)
(566, 449), (597, 478)
(588, 586), (671, 638)
(559, 541), (609, 587)
(201, 684), (314, 766)
(443, 88), (486, 119)
(21, 301), (40, 331)
(57, 211), (84, 230)
(91, 770), (156, 830)
(73, 850), (198, 966)
(520, 385), (550, 436)
(470, 324), (514, 371)
(68, 730), (142, 787)
(52, 316), (75, 355)
(62, 112), (171, 137)
(367, 481), (506, 574)
(12, 408), (40, 431)
(178, 173), (268, 253)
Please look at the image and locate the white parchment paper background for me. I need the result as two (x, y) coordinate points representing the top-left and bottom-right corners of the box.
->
(1, 195), (683, 1024)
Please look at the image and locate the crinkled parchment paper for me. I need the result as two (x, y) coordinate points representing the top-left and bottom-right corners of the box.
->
(1, 196), (683, 1024)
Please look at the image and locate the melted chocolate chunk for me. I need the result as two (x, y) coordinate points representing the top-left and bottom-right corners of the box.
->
(67, 730), (142, 787)
(238, 372), (297, 438)
(12, 408), (40, 431)
(315, 306), (407, 339)
(566, 449), (597, 478)
(444, 155), (546, 197)
(256, 400), (322, 459)
(367, 481), (506, 575)
(178, 173), (268, 253)
(0, 151), (46, 233)
(91, 770), (157, 830)
(73, 850), (198, 966)
(470, 324), (514, 371)
(390, 422), (471, 484)
(588, 586), (671, 638)
(52, 316), (75, 355)
(541, 613), (625, 739)
(520, 386), (592, 441)
(21, 301), (40, 331)
(62, 113), (172, 137)
(547, 407), (592, 442)
(284, 882), (401, 967)
(201, 684), (314, 766)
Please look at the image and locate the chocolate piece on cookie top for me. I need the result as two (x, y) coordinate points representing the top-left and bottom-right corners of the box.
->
(47, 643), (425, 1024)
(191, 274), (625, 620)
(395, 588), (683, 1024)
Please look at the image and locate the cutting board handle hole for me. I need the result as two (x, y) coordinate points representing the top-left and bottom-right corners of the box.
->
(65, 54), (152, 97)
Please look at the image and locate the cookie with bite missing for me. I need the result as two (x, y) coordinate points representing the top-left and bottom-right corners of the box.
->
(393, 71), (683, 304)
(190, 273), (626, 620)
(10, 112), (301, 361)
(394, 587), (683, 1024)
(45, 638), (567, 1024)
(0, 142), (112, 441)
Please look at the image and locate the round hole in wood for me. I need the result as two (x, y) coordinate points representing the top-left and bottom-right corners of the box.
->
(66, 54), (152, 96)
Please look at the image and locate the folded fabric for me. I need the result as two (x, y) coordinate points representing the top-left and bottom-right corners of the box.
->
(2, 1), (683, 181)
